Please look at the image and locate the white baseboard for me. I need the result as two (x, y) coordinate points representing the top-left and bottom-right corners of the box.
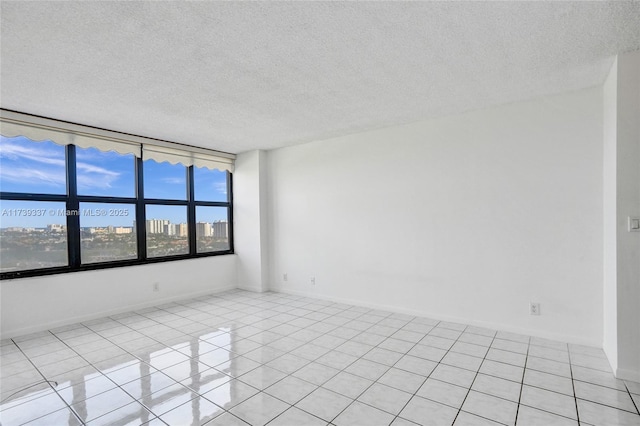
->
(270, 285), (601, 348)
(0, 284), (237, 339)
(237, 284), (267, 293)
(615, 367), (640, 383)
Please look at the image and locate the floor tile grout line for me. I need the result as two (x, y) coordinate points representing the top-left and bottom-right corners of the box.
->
(229, 308), (446, 424)
(384, 339), (630, 423)
(229, 300), (432, 423)
(44, 308), (237, 425)
(9, 304), (568, 387)
(626, 383), (640, 415)
(441, 367), (592, 423)
(88, 294), (291, 378)
(198, 298), (596, 392)
(9, 298), (517, 424)
(451, 331), (501, 425)
(156, 296), (496, 376)
(142, 295), (371, 355)
(171, 294), (640, 424)
(385, 331), (468, 425)
(50, 317), (160, 377)
(192, 294), (370, 424)
(322, 317), (449, 424)
(12, 323), (158, 425)
(7, 290), (639, 426)
(272, 294), (640, 420)
(516, 378), (640, 416)
(133, 290), (512, 356)
(146, 292), (401, 422)
(7, 333), (86, 426)
(159, 294), (361, 400)
(567, 342), (582, 426)
(0, 304), (584, 372)
(262, 405), (327, 426)
(513, 335), (532, 426)
(46, 329), (164, 425)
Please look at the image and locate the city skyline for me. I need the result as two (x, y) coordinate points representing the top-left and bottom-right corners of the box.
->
(0, 217), (230, 273)
(2, 218), (229, 233)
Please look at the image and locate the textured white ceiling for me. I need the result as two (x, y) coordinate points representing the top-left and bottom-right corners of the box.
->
(1, 2), (639, 154)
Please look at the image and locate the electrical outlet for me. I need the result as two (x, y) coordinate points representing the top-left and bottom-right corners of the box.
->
(153, 282), (160, 292)
(310, 277), (316, 286)
(283, 273), (288, 282)
(529, 302), (540, 315)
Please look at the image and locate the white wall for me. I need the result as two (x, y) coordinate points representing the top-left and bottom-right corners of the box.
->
(234, 150), (269, 292)
(603, 58), (618, 372)
(615, 50), (640, 382)
(0, 256), (236, 338)
(268, 87), (604, 345)
(603, 50), (640, 381)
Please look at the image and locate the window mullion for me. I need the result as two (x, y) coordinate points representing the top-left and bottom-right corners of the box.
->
(136, 156), (147, 260)
(187, 166), (196, 256)
(227, 172), (234, 253)
(65, 145), (81, 268)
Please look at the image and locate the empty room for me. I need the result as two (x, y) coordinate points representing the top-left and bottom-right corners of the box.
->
(0, 1), (639, 425)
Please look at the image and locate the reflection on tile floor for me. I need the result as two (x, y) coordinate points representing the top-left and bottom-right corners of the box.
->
(1, 290), (639, 426)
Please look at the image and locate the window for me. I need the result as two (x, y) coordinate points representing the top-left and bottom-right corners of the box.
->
(145, 205), (189, 258)
(76, 147), (136, 198)
(0, 136), (66, 194)
(196, 206), (230, 253)
(0, 110), (234, 279)
(0, 199), (68, 272)
(79, 202), (137, 264)
(143, 160), (187, 200)
(194, 166), (228, 202)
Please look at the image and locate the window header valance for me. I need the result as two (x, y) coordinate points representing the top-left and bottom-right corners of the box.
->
(0, 116), (141, 157)
(142, 145), (234, 171)
(0, 110), (235, 172)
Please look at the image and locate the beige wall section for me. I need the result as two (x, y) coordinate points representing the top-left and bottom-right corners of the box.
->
(268, 87), (604, 346)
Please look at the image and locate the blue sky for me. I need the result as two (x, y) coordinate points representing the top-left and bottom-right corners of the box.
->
(0, 136), (228, 228)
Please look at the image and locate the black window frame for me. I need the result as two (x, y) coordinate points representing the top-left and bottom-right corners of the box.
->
(0, 142), (234, 280)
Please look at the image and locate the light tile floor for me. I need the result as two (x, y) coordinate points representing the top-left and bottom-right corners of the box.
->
(1, 290), (639, 426)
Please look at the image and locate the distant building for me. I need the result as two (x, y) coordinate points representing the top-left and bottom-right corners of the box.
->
(4, 227), (36, 232)
(177, 223), (188, 237)
(213, 220), (228, 239)
(164, 223), (176, 236)
(146, 219), (169, 234)
(113, 227), (132, 234)
(196, 222), (213, 238)
(47, 224), (65, 232)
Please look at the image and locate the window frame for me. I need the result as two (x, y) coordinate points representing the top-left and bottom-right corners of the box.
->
(1, 143), (234, 280)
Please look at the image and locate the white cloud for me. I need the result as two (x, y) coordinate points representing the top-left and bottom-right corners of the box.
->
(1, 140), (122, 190)
(76, 162), (120, 178)
(76, 162), (122, 190)
(0, 166), (66, 187)
(0, 141), (66, 188)
(0, 141), (65, 167)
(214, 182), (227, 195)
(161, 177), (185, 184)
